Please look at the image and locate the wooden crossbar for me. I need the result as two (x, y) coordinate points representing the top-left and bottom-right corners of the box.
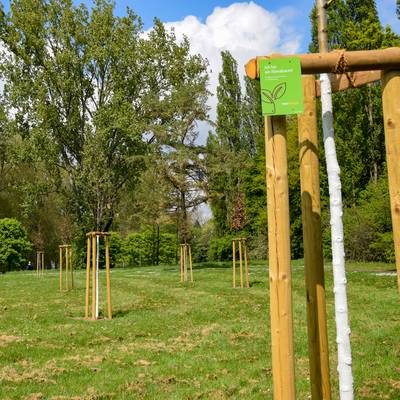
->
(245, 47), (400, 79)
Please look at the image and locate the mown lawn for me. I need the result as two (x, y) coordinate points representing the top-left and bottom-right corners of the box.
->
(0, 260), (398, 399)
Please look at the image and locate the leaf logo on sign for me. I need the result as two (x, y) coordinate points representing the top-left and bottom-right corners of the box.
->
(261, 82), (287, 115)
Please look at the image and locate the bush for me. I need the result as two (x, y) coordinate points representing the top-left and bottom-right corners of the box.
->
(120, 231), (176, 267)
(323, 176), (395, 263)
(0, 218), (32, 272)
(191, 222), (214, 262)
(208, 235), (235, 261)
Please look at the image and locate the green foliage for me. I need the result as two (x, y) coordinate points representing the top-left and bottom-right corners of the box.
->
(206, 51), (249, 236)
(191, 221), (215, 262)
(0, 218), (32, 272)
(0, 0), (209, 238)
(208, 234), (236, 261)
(308, 0), (399, 262)
(119, 231), (176, 267)
(342, 176), (394, 262)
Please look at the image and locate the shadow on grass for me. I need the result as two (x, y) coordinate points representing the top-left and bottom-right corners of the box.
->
(110, 309), (133, 319)
(192, 262), (231, 270)
(249, 280), (264, 287)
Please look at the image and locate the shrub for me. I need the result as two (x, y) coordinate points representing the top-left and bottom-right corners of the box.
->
(120, 231), (176, 267)
(191, 222), (214, 262)
(323, 175), (395, 263)
(208, 235), (235, 261)
(0, 218), (32, 272)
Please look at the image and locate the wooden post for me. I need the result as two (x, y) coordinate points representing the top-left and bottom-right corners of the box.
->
(232, 240), (236, 288)
(382, 70), (400, 293)
(243, 239), (250, 288)
(265, 115), (296, 399)
(65, 246), (69, 290)
(85, 238), (91, 318)
(184, 245), (188, 282)
(189, 245), (193, 282)
(239, 239), (243, 288)
(59, 247), (63, 290)
(91, 234), (96, 320)
(180, 245), (183, 282)
(105, 237), (112, 319)
(298, 75), (332, 399)
(70, 247), (74, 289)
(36, 252), (39, 277)
(42, 253), (44, 274)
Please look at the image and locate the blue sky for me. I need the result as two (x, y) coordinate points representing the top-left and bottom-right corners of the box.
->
(2, 1), (398, 52)
(79, 1), (398, 52)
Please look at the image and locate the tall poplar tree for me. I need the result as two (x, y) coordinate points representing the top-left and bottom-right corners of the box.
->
(206, 51), (248, 235)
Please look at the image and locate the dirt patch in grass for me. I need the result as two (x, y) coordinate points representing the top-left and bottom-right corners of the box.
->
(0, 334), (21, 347)
(0, 360), (66, 384)
(63, 354), (105, 368)
(0, 365), (54, 383)
(24, 393), (44, 400)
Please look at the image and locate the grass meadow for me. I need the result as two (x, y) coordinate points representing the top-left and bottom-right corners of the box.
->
(0, 260), (399, 399)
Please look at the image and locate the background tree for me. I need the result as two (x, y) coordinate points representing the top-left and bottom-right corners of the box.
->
(0, 1), (209, 262)
(309, 0), (400, 260)
(206, 51), (249, 236)
(0, 218), (32, 272)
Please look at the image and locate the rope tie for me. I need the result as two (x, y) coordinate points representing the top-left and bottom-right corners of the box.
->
(332, 50), (356, 88)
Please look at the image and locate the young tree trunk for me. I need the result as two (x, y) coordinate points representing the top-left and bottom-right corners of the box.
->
(320, 74), (354, 399)
(317, 1), (354, 399)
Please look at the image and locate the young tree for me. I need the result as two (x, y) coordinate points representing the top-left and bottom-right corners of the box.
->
(315, 0), (348, 396)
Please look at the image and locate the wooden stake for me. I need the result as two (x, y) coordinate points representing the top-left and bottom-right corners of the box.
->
(180, 245), (183, 283)
(189, 245), (193, 282)
(265, 115), (295, 400)
(42, 253), (44, 274)
(244, 239), (250, 288)
(232, 240), (236, 288)
(59, 247), (63, 291)
(70, 247), (74, 289)
(36, 252), (39, 277)
(298, 75), (332, 399)
(184, 245), (188, 282)
(91, 234), (96, 320)
(85, 238), (91, 318)
(105, 237), (112, 319)
(382, 70), (400, 293)
(239, 239), (243, 288)
(65, 246), (69, 290)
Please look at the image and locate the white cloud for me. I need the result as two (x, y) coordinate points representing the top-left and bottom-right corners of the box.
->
(161, 2), (302, 143)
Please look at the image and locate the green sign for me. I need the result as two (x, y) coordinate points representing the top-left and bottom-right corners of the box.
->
(259, 57), (304, 116)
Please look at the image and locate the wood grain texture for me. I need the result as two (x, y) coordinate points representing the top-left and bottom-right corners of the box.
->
(265, 115), (295, 400)
(382, 70), (400, 293)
